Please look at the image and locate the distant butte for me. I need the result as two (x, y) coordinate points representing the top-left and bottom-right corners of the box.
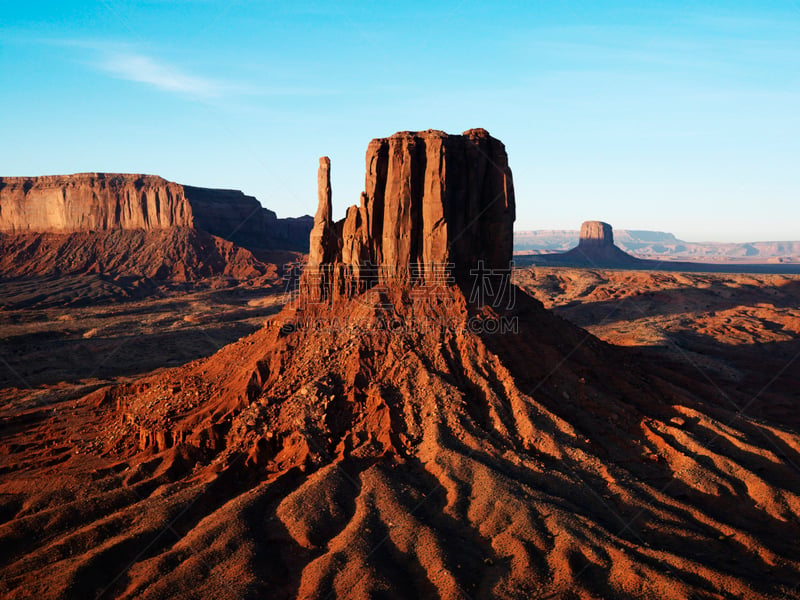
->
(523, 220), (643, 268)
(577, 220), (614, 248)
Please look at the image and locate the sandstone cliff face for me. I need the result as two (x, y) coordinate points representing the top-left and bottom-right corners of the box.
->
(305, 129), (515, 296)
(578, 220), (614, 248)
(0, 174), (192, 233)
(0, 173), (312, 251)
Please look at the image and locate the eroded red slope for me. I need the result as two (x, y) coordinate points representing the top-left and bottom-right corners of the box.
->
(2, 284), (799, 599)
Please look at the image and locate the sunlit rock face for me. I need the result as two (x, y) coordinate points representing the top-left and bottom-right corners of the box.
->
(0, 173), (312, 251)
(305, 128), (515, 297)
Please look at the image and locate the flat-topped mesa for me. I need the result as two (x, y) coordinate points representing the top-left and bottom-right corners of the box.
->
(304, 129), (515, 298)
(0, 173), (313, 251)
(578, 221), (614, 248)
(0, 174), (193, 232)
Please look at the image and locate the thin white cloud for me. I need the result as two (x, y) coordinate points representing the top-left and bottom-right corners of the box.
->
(98, 52), (224, 97)
(27, 37), (340, 99)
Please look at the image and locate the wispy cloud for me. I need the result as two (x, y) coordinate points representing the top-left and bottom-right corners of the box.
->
(21, 37), (340, 99)
(24, 37), (229, 98)
(98, 51), (225, 98)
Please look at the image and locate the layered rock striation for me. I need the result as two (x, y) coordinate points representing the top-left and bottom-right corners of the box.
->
(0, 173), (312, 251)
(305, 128), (515, 297)
(0, 174), (191, 232)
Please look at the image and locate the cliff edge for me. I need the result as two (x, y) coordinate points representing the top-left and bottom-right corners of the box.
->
(0, 173), (312, 251)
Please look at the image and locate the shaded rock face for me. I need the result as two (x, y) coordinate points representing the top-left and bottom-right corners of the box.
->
(578, 220), (614, 248)
(183, 185), (312, 251)
(305, 129), (515, 296)
(0, 173), (312, 251)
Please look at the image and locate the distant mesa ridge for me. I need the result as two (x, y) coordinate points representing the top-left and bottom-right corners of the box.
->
(514, 226), (800, 262)
(304, 128), (515, 297)
(0, 172), (312, 251)
(517, 221), (800, 273)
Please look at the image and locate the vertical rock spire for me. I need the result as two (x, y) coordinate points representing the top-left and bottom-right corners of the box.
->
(316, 157), (332, 224)
(308, 157), (337, 267)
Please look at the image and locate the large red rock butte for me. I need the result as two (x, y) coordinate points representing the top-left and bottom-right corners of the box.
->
(305, 129), (515, 297)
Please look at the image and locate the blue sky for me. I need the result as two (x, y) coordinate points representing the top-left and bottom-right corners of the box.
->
(2, 1), (799, 242)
